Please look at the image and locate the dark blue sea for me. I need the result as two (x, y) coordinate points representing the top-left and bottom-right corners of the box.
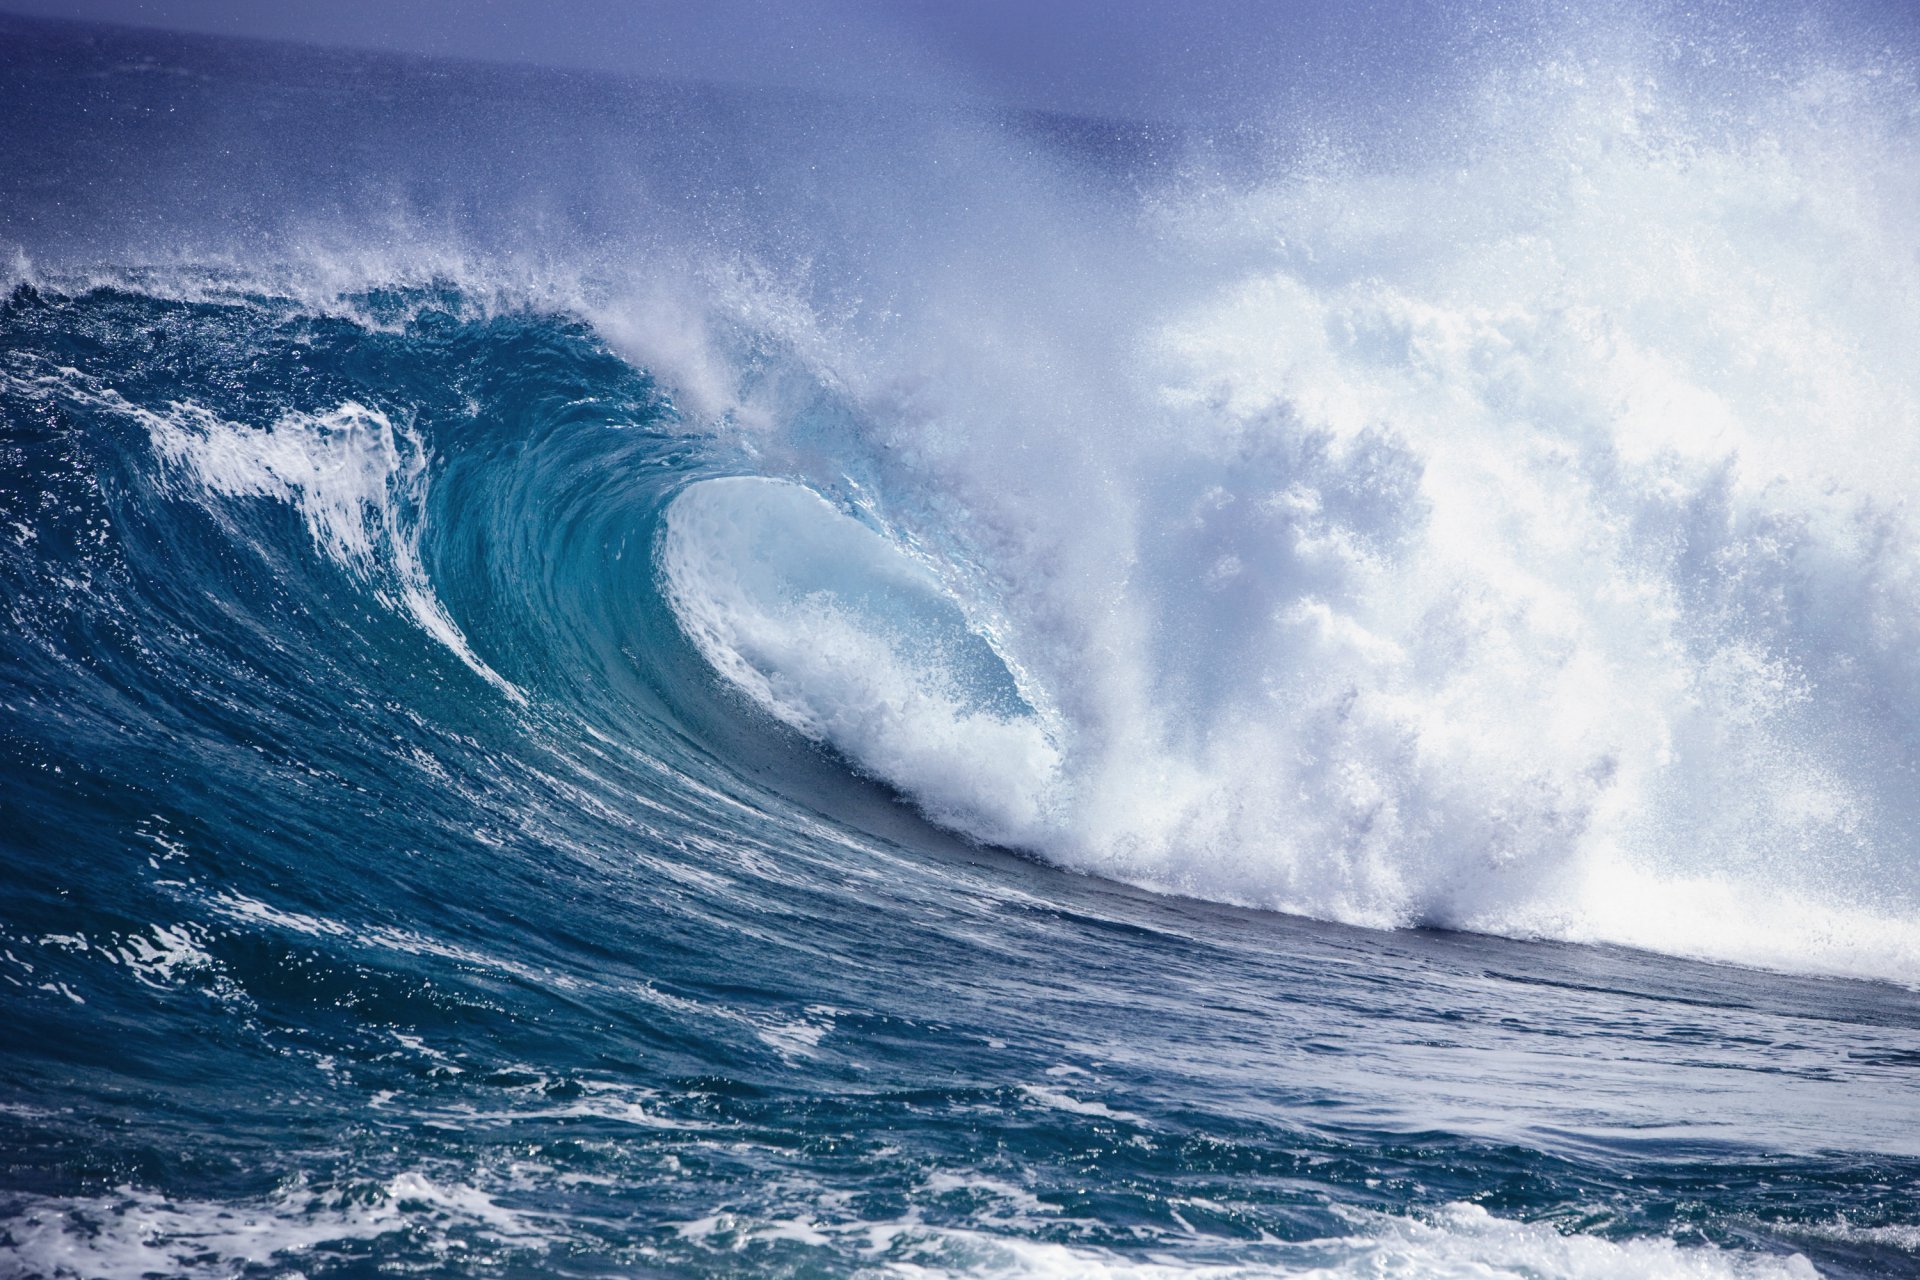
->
(3, 10), (1919, 1279)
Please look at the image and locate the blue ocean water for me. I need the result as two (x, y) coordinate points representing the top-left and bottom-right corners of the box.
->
(3, 11), (1920, 1279)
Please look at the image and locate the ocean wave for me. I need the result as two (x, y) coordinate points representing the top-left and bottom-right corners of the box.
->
(4, 8), (1919, 1277)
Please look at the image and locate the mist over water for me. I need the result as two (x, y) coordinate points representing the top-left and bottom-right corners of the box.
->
(3, 5), (1920, 1279)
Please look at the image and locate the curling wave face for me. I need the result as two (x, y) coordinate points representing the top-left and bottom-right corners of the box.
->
(660, 476), (1062, 844)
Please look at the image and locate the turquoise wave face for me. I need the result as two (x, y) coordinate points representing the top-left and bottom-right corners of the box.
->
(1, 278), (1916, 1280)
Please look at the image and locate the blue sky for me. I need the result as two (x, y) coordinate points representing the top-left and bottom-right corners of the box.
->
(7, 1), (1914, 128)
(0, 0), (1488, 124)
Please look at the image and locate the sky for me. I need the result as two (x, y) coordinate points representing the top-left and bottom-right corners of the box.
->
(7, 1), (1916, 128)
(0, 0), (1477, 125)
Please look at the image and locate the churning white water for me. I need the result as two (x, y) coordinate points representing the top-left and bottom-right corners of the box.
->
(656, 29), (1920, 984)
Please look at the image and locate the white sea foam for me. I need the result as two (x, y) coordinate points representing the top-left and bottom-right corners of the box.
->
(660, 476), (1062, 845)
(0, 1173), (560, 1280)
(652, 33), (1920, 985)
(669, 1201), (1820, 1280)
(139, 395), (525, 703)
(0, 1187), (1827, 1280)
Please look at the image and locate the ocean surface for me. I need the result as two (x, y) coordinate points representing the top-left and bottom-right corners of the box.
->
(3, 9), (1919, 1278)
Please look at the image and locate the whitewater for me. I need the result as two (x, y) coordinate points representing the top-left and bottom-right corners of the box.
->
(2, 4), (1918, 1278)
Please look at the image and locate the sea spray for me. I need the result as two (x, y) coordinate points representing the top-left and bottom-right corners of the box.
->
(648, 31), (1920, 983)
